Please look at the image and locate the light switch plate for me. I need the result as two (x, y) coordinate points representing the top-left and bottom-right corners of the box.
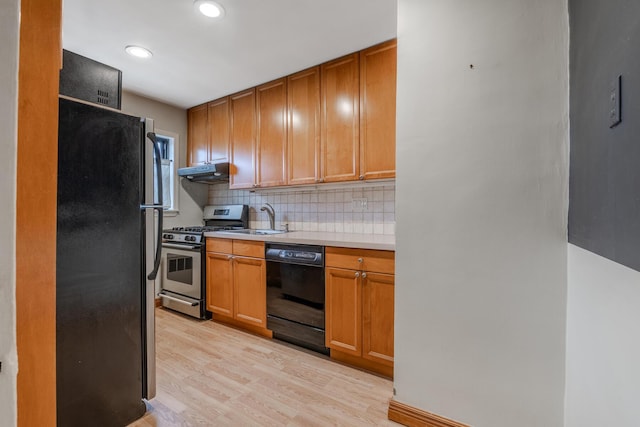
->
(609, 75), (622, 128)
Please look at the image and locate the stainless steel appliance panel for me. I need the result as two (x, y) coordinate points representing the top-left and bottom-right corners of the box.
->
(161, 245), (202, 300)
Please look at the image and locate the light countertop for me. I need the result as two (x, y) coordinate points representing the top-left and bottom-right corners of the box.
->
(204, 230), (395, 251)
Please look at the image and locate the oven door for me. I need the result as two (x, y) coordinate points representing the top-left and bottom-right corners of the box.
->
(161, 243), (201, 300)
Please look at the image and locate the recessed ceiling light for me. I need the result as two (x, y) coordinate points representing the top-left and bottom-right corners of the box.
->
(125, 45), (153, 59)
(194, 0), (225, 18)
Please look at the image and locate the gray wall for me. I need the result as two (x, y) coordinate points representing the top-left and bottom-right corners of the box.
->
(394, 1), (569, 426)
(121, 91), (208, 228)
(568, 0), (640, 270)
(0, 0), (20, 425)
(565, 0), (640, 425)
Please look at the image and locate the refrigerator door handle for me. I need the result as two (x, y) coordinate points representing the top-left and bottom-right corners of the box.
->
(145, 131), (163, 281)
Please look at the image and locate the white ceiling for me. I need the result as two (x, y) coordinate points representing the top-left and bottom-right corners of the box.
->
(62, 0), (397, 109)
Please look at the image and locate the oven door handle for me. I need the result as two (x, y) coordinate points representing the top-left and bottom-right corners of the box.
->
(162, 243), (200, 250)
(145, 131), (163, 281)
(158, 292), (199, 307)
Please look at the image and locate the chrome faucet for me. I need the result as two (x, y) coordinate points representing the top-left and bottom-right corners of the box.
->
(260, 203), (276, 230)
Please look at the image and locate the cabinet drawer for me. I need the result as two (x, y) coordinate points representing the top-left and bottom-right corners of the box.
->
(325, 247), (394, 274)
(206, 238), (233, 253)
(233, 240), (265, 258)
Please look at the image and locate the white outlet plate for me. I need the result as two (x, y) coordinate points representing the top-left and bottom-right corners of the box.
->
(352, 198), (368, 211)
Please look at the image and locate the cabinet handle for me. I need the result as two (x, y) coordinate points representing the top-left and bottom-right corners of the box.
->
(362, 272), (367, 279)
(357, 258), (363, 263)
(355, 272), (360, 278)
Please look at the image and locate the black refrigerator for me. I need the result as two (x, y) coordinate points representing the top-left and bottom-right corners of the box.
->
(56, 97), (162, 426)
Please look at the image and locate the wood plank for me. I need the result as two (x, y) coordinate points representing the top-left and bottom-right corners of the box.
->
(207, 97), (230, 163)
(232, 239), (264, 258)
(287, 66), (321, 185)
(229, 88), (256, 189)
(233, 256), (267, 327)
(321, 53), (360, 182)
(360, 39), (397, 180)
(325, 246), (395, 274)
(362, 272), (395, 366)
(206, 237), (233, 254)
(256, 78), (287, 187)
(129, 309), (397, 426)
(325, 267), (362, 355)
(187, 103), (208, 166)
(388, 399), (471, 427)
(16, 0), (61, 425)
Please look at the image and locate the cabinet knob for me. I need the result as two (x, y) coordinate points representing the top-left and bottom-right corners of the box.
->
(362, 272), (367, 279)
(357, 258), (363, 263)
(355, 272), (360, 278)
(359, 175), (364, 180)
(228, 255), (233, 260)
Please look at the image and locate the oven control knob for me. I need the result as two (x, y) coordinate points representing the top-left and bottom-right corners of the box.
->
(167, 234), (174, 240)
(186, 236), (194, 242)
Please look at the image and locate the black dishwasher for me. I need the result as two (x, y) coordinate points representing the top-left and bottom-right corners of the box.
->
(265, 243), (329, 355)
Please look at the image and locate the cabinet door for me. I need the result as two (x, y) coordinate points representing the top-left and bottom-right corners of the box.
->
(233, 256), (266, 327)
(256, 79), (287, 187)
(206, 252), (233, 317)
(208, 97), (230, 163)
(325, 267), (361, 356)
(362, 272), (394, 366)
(321, 53), (360, 183)
(187, 103), (209, 166)
(288, 67), (320, 186)
(229, 89), (256, 189)
(360, 40), (396, 180)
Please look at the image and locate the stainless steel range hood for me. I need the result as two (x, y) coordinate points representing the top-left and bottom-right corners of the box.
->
(177, 163), (230, 183)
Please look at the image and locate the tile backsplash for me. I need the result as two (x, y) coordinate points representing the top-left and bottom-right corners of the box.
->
(207, 183), (395, 235)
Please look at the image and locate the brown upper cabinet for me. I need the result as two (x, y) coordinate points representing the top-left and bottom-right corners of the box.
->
(256, 78), (287, 187)
(287, 67), (321, 186)
(187, 103), (209, 166)
(186, 39), (396, 186)
(208, 97), (230, 164)
(321, 53), (360, 183)
(229, 89), (256, 189)
(360, 39), (397, 180)
(187, 99), (230, 166)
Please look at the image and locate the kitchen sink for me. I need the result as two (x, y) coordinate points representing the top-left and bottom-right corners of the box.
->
(217, 229), (288, 235)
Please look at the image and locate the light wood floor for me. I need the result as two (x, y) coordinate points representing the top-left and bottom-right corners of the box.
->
(129, 308), (398, 426)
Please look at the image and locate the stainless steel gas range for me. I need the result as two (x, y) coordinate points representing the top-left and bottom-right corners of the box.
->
(158, 205), (248, 318)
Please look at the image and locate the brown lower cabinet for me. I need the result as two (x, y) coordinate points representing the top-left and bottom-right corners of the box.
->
(325, 247), (395, 377)
(206, 238), (267, 331)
